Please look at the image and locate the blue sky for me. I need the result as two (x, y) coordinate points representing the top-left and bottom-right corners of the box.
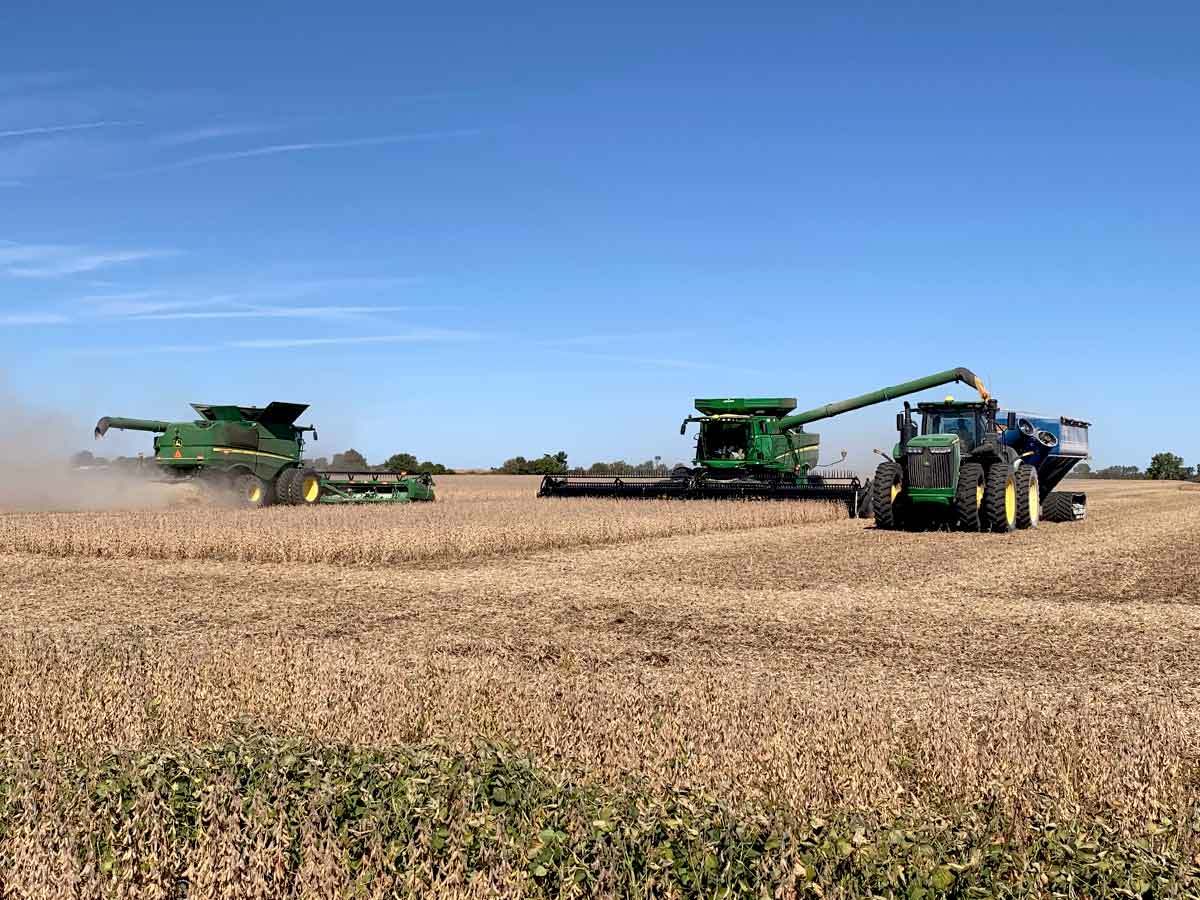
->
(2, 2), (1197, 470)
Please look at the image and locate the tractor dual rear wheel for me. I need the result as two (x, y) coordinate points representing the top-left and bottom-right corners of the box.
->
(1015, 465), (1040, 529)
(983, 462), (1017, 533)
(954, 462), (985, 531)
(872, 461), (904, 530)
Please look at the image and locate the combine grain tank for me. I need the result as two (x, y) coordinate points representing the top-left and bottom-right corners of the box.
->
(539, 367), (991, 515)
(94, 402), (434, 507)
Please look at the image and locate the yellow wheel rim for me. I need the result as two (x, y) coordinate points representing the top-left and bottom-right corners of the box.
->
(1029, 474), (1039, 524)
(249, 485), (262, 503)
(1004, 479), (1016, 525)
(975, 484), (984, 508)
(302, 475), (321, 503)
(890, 481), (901, 503)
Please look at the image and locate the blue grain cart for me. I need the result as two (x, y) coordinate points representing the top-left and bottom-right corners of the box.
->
(997, 411), (1090, 522)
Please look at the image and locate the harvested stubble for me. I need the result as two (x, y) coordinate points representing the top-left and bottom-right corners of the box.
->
(0, 475), (844, 565)
(0, 478), (1198, 896)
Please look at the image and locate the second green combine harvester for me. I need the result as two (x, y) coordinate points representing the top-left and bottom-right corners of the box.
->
(94, 402), (434, 507)
(539, 367), (992, 514)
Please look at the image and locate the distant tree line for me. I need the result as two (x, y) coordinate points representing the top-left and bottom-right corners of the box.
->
(492, 452), (569, 475)
(306, 449), (454, 475)
(1077, 453), (1196, 481)
(577, 459), (669, 476)
(487, 454), (686, 476)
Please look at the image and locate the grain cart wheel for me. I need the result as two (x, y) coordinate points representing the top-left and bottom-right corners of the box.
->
(872, 460), (904, 530)
(275, 468), (300, 505)
(295, 468), (322, 505)
(1015, 465), (1040, 530)
(1042, 491), (1083, 523)
(236, 472), (274, 508)
(983, 462), (1017, 533)
(954, 462), (986, 531)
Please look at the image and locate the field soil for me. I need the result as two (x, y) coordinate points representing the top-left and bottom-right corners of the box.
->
(1, 476), (1197, 896)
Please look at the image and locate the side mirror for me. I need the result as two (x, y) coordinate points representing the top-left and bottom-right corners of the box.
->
(1006, 412), (1016, 430)
(679, 422), (687, 435)
(312, 431), (319, 442)
(895, 413), (903, 432)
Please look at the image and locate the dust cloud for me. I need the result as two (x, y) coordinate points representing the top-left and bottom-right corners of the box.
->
(0, 388), (199, 511)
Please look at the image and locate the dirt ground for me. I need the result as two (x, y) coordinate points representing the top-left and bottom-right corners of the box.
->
(1, 477), (1197, 825)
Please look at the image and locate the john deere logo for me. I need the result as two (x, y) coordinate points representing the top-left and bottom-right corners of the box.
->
(173, 435), (183, 459)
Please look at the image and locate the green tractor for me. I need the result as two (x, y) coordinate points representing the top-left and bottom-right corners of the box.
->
(871, 396), (1090, 531)
(94, 402), (434, 507)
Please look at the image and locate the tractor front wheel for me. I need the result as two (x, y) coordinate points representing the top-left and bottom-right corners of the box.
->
(872, 461), (904, 530)
(1015, 464), (1040, 529)
(954, 462), (985, 531)
(236, 472), (274, 508)
(983, 462), (1017, 533)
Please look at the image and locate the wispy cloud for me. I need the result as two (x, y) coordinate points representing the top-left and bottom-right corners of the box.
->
(6, 293), (455, 329)
(127, 304), (426, 321)
(135, 129), (481, 174)
(0, 241), (174, 279)
(0, 120), (138, 139)
(152, 123), (273, 147)
(5, 248), (173, 278)
(73, 329), (482, 355)
(231, 330), (480, 349)
(0, 312), (70, 326)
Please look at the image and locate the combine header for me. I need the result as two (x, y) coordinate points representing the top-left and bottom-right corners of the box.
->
(94, 402), (434, 507)
(539, 368), (991, 514)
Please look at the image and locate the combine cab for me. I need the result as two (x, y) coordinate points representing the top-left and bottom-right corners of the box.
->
(94, 402), (435, 507)
(540, 368), (993, 516)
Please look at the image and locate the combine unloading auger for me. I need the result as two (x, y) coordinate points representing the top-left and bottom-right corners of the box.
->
(539, 368), (990, 514)
(94, 402), (435, 507)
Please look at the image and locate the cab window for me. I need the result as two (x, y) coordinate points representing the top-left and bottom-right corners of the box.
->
(923, 412), (979, 448)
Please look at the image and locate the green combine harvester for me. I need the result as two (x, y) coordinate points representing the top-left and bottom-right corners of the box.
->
(94, 402), (434, 507)
(539, 367), (991, 514)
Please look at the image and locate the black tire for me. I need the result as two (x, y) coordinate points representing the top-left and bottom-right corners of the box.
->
(983, 461), (1016, 533)
(294, 468), (322, 505)
(275, 468), (300, 505)
(1014, 465), (1040, 530)
(872, 461), (904, 530)
(1042, 491), (1083, 523)
(857, 478), (875, 518)
(671, 465), (693, 480)
(235, 472), (274, 508)
(954, 462), (985, 531)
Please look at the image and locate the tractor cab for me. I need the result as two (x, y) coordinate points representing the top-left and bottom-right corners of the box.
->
(917, 401), (994, 452)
